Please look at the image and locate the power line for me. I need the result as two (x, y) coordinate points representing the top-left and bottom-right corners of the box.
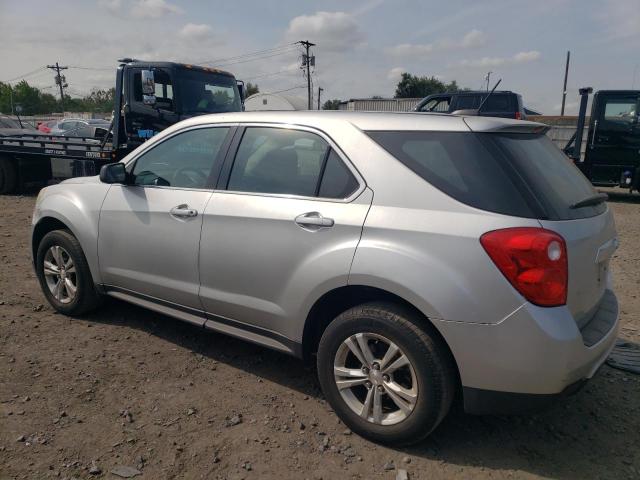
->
(197, 42), (299, 66)
(213, 48), (300, 68)
(68, 66), (113, 71)
(264, 85), (306, 95)
(243, 68), (297, 81)
(3, 67), (47, 83)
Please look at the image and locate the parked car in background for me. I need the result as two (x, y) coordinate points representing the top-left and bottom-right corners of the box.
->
(61, 121), (111, 139)
(0, 115), (36, 130)
(38, 120), (59, 134)
(49, 119), (109, 137)
(414, 90), (526, 119)
(32, 111), (619, 445)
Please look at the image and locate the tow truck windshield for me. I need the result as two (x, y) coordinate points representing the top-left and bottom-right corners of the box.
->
(177, 69), (242, 114)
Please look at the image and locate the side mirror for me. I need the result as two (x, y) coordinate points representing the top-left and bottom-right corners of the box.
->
(141, 69), (156, 106)
(237, 80), (245, 101)
(100, 162), (127, 184)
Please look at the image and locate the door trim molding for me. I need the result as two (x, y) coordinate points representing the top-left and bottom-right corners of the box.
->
(102, 284), (302, 357)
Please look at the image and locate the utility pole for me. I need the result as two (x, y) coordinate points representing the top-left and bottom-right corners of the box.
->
(317, 87), (323, 110)
(299, 40), (315, 110)
(484, 71), (492, 91)
(560, 51), (570, 116)
(47, 62), (68, 112)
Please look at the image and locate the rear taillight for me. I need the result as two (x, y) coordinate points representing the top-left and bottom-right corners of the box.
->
(514, 111), (522, 120)
(480, 228), (567, 307)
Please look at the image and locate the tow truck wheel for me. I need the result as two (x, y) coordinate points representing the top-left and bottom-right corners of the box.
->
(0, 157), (18, 194)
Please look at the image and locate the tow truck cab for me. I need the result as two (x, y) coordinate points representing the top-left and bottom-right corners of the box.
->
(112, 59), (244, 158)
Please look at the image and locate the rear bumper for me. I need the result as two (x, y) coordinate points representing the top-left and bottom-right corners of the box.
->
(463, 379), (587, 415)
(436, 289), (619, 410)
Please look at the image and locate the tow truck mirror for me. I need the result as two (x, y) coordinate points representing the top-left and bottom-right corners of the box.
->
(100, 162), (127, 184)
(237, 80), (245, 101)
(141, 70), (156, 106)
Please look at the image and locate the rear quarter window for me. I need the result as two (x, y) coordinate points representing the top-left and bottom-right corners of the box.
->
(366, 131), (536, 218)
(366, 131), (605, 220)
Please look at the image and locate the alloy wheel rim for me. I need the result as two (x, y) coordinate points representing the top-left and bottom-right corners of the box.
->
(43, 245), (77, 304)
(333, 332), (418, 426)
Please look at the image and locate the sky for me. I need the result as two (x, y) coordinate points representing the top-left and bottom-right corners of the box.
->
(1, 0), (639, 114)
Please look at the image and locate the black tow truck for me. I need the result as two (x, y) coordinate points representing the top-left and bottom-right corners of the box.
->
(564, 88), (640, 192)
(0, 59), (245, 194)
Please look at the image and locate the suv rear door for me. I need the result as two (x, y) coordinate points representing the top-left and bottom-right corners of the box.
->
(198, 125), (372, 347)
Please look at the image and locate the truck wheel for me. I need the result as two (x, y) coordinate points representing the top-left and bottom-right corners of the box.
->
(317, 302), (456, 445)
(0, 157), (18, 194)
(35, 229), (102, 316)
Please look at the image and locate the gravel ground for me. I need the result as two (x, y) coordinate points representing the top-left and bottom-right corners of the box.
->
(1, 192), (639, 480)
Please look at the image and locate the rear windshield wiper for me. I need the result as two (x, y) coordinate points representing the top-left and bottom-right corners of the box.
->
(569, 193), (608, 209)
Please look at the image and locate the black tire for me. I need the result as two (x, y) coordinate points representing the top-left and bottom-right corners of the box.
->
(317, 302), (455, 445)
(0, 157), (18, 194)
(35, 229), (102, 316)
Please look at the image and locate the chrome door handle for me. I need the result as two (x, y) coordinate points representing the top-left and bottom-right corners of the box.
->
(170, 204), (198, 218)
(295, 212), (334, 229)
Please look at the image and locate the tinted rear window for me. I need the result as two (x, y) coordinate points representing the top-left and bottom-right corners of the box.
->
(366, 131), (605, 220)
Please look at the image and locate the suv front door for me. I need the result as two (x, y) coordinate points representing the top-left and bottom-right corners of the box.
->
(98, 126), (232, 320)
(198, 126), (372, 348)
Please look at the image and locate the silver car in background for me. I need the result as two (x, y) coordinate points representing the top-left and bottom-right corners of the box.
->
(31, 111), (619, 445)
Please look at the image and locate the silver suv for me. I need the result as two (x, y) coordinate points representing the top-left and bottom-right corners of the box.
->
(32, 112), (619, 445)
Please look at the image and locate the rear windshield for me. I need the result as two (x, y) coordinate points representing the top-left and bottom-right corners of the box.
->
(366, 131), (605, 220)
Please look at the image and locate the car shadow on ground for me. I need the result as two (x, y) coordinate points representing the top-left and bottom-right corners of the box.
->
(84, 297), (636, 480)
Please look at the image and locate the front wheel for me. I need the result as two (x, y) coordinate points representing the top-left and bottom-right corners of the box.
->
(317, 302), (455, 445)
(35, 229), (102, 316)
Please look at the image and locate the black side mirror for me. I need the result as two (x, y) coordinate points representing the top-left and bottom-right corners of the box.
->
(100, 162), (127, 184)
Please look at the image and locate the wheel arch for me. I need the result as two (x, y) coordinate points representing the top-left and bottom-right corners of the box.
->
(301, 285), (460, 385)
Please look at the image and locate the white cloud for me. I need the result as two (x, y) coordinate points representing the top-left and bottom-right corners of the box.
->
(178, 23), (213, 40)
(98, 0), (122, 14)
(460, 29), (487, 48)
(386, 29), (487, 57)
(387, 67), (405, 81)
(285, 11), (365, 52)
(513, 50), (541, 63)
(457, 50), (541, 68)
(130, 0), (182, 19)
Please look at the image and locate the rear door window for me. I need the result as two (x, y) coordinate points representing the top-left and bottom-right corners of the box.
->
(367, 131), (604, 220)
(454, 95), (481, 110)
(227, 127), (359, 199)
(228, 127), (329, 197)
(482, 94), (512, 112)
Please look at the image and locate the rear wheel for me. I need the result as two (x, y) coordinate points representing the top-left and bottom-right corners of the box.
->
(317, 302), (455, 445)
(0, 157), (18, 194)
(35, 229), (102, 316)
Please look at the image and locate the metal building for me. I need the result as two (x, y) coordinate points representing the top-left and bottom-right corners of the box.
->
(338, 98), (422, 112)
(244, 93), (308, 111)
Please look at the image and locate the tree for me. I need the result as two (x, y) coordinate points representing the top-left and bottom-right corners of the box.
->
(394, 73), (462, 98)
(322, 99), (341, 110)
(246, 82), (259, 97)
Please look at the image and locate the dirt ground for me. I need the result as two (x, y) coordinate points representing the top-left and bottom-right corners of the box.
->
(1, 192), (639, 480)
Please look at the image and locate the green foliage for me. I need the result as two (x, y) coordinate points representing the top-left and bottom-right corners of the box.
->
(0, 81), (58, 115)
(394, 73), (463, 99)
(0, 81), (114, 115)
(322, 99), (341, 110)
(246, 82), (259, 97)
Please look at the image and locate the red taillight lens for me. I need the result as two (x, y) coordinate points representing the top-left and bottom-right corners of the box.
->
(515, 111), (522, 120)
(480, 228), (568, 307)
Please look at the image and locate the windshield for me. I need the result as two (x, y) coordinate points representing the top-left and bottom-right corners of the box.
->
(177, 69), (241, 114)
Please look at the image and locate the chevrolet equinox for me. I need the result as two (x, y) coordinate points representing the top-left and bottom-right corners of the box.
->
(32, 111), (619, 445)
